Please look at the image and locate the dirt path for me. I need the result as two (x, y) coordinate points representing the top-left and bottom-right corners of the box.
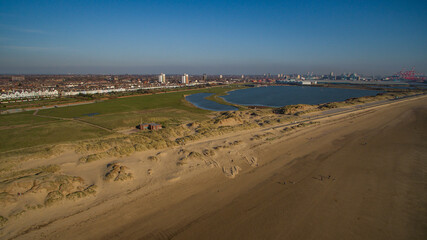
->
(33, 111), (114, 133)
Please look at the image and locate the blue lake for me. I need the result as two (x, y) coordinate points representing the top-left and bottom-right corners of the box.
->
(185, 93), (238, 111)
(222, 86), (382, 107)
(186, 86), (382, 111)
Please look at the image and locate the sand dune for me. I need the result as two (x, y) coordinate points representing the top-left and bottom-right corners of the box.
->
(3, 96), (427, 240)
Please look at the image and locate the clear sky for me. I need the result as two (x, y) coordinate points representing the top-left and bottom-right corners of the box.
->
(0, 0), (426, 75)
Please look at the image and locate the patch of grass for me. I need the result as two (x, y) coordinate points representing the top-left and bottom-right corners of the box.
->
(0, 164), (60, 181)
(79, 152), (108, 163)
(66, 191), (87, 200)
(0, 216), (7, 227)
(0, 120), (109, 152)
(104, 164), (133, 182)
(273, 104), (314, 115)
(44, 191), (64, 206)
(0, 111), (58, 128)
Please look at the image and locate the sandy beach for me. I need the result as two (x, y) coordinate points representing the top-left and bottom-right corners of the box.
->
(2, 95), (426, 240)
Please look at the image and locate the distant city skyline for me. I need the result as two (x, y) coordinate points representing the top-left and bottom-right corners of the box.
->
(0, 0), (426, 75)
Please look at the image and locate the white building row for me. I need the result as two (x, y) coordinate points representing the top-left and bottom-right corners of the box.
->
(276, 80), (317, 85)
(0, 90), (59, 100)
(0, 83), (206, 100)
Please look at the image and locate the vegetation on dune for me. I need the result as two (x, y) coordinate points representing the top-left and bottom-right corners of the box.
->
(44, 191), (64, 206)
(273, 104), (316, 115)
(0, 164), (60, 181)
(104, 163), (133, 182)
(0, 215), (8, 227)
(318, 91), (419, 110)
(0, 145), (63, 172)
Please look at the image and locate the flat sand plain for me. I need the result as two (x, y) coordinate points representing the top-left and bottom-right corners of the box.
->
(5, 96), (427, 240)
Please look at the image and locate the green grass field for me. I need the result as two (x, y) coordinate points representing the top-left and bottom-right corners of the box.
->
(38, 86), (241, 118)
(0, 120), (109, 152)
(0, 85), (245, 152)
(0, 111), (58, 128)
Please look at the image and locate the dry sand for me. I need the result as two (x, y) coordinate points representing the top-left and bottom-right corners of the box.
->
(3, 96), (427, 240)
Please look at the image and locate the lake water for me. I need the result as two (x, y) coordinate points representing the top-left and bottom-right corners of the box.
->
(185, 93), (238, 111)
(222, 86), (381, 107)
(186, 86), (382, 111)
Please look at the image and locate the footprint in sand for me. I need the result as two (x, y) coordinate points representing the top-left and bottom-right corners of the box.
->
(312, 175), (336, 182)
(222, 166), (242, 178)
(242, 155), (258, 167)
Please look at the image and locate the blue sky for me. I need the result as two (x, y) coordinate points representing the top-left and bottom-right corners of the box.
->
(0, 0), (426, 75)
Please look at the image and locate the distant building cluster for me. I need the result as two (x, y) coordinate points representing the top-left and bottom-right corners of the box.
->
(158, 73), (166, 83)
(181, 73), (189, 84)
(11, 76), (25, 81)
(0, 74), (211, 101)
(276, 80), (318, 85)
(1, 70), (414, 103)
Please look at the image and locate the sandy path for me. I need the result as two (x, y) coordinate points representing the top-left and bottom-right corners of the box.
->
(12, 96), (427, 240)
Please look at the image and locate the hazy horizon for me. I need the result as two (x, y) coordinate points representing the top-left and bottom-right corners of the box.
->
(1, 0), (426, 75)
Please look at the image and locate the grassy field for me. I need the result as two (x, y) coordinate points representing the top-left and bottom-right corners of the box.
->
(0, 120), (109, 152)
(0, 111), (58, 128)
(0, 85), (244, 152)
(38, 86), (242, 118)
